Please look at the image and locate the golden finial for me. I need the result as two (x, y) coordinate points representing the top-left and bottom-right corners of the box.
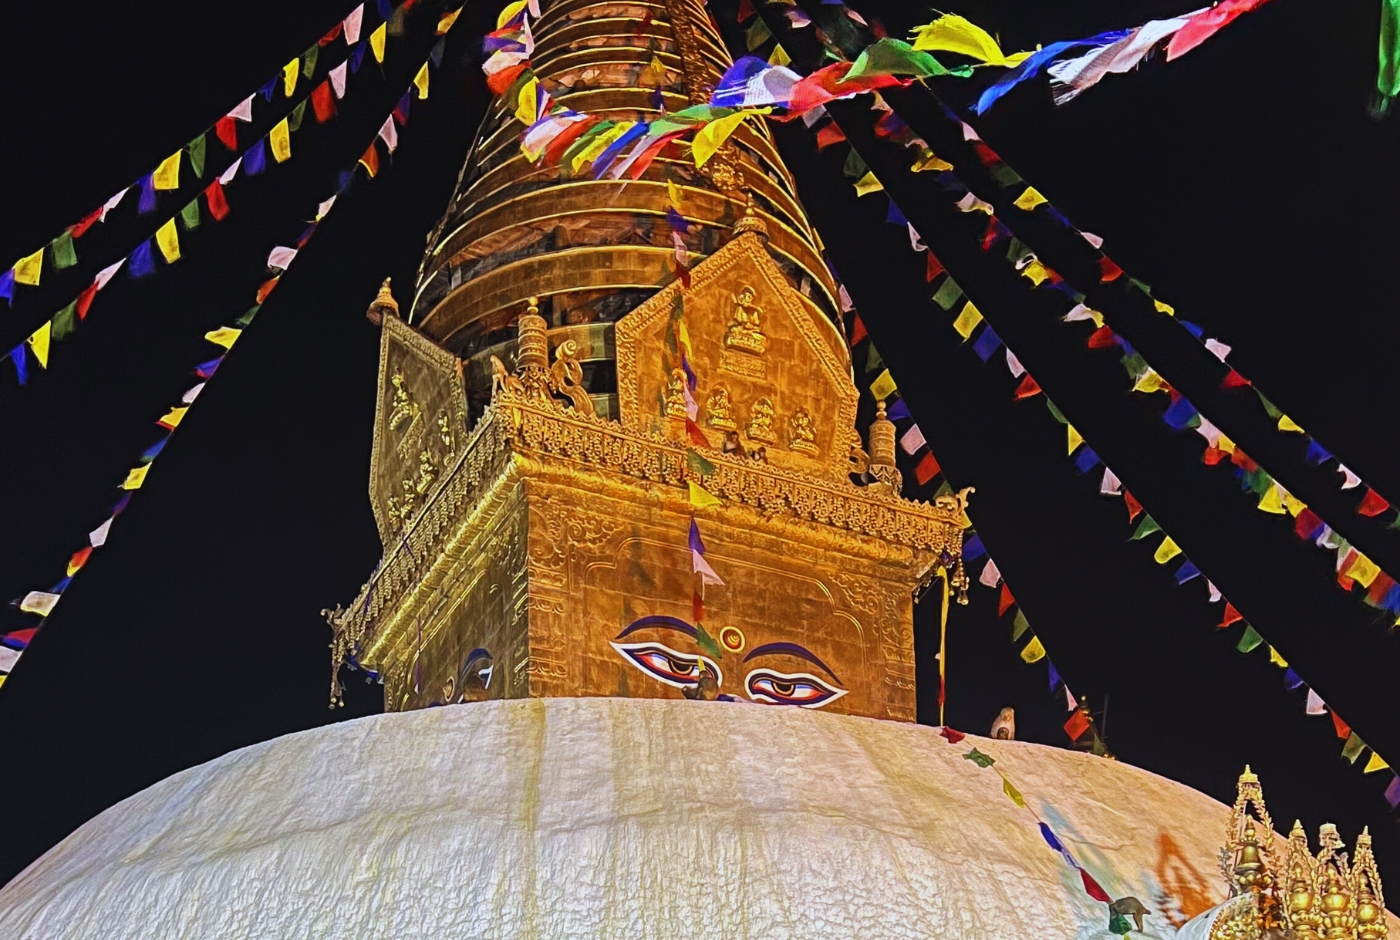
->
(366, 277), (399, 326)
(733, 201), (769, 240)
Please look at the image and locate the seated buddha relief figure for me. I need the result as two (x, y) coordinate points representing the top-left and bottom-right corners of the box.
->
(724, 286), (768, 355)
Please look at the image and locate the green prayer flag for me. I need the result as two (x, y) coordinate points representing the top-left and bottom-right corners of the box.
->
(842, 148), (868, 180)
(179, 199), (201, 231)
(963, 748), (995, 768)
(1129, 277), (1152, 295)
(387, 5), (407, 35)
(1130, 515), (1161, 540)
(845, 38), (966, 81)
(1236, 625), (1264, 653)
(932, 479), (953, 499)
(1045, 400), (1068, 425)
(1342, 732), (1367, 764)
(235, 304), (260, 326)
(51, 231), (78, 270)
(52, 302), (77, 340)
(1120, 352), (1149, 381)
(1090, 733), (1108, 757)
(744, 17), (772, 51)
(1380, 0), (1400, 112)
(931, 277), (963, 311)
(687, 449), (715, 477)
(990, 163), (1022, 187)
(1010, 609), (1030, 642)
(1005, 237), (1032, 268)
(188, 133), (207, 178)
(1254, 389), (1282, 419)
(865, 343), (883, 372)
(1108, 912), (1133, 936)
(695, 622), (724, 660)
(302, 45), (319, 79)
(287, 100), (308, 133)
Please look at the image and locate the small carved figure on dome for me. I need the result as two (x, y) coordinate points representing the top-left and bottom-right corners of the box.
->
(788, 407), (819, 457)
(437, 410), (455, 456)
(724, 285), (768, 355)
(489, 355), (524, 398)
(990, 707), (1015, 741)
(414, 450), (437, 496)
(665, 368), (690, 419)
(706, 385), (737, 430)
(388, 371), (418, 431)
(746, 396), (776, 443)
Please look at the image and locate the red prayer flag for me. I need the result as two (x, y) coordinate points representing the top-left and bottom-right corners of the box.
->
(1294, 508), (1323, 541)
(1368, 572), (1397, 606)
(1332, 711), (1351, 740)
(358, 142), (381, 178)
(1358, 488), (1391, 517)
(998, 583), (1014, 615)
(1013, 374), (1042, 400)
(1064, 709), (1091, 741)
(787, 61), (906, 116)
(1087, 325), (1118, 349)
(319, 22), (343, 45)
(815, 122), (847, 150)
(1230, 447), (1257, 473)
(215, 116), (238, 151)
(71, 209), (104, 239)
(982, 217), (1008, 250)
(3, 627), (39, 648)
(1203, 445), (1228, 466)
(972, 142), (1001, 166)
(625, 130), (688, 180)
(75, 283), (98, 319)
(543, 117), (602, 167)
(1218, 602), (1243, 629)
(68, 546), (93, 571)
(311, 81), (337, 122)
(686, 418), (708, 447)
(675, 260), (692, 289)
(204, 179), (230, 221)
(926, 252), (945, 283)
(1221, 368), (1251, 389)
(736, 0), (756, 22)
(1098, 256), (1123, 282)
(1124, 491), (1143, 523)
(914, 451), (940, 485)
(939, 726), (966, 744)
(1080, 869), (1112, 903)
(256, 276), (280, 304)
(849, 313), (868, 346)
(487, 63), (529, 96)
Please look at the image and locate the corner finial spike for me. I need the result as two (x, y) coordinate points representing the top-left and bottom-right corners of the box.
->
(366, 277), (399, 326)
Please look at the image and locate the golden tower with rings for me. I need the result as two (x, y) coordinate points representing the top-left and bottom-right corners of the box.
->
(326, 0), (968, 720)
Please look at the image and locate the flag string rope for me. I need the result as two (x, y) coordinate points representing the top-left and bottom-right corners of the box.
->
(0, 16), (461, 693)
(0, 2), (400, 310)
(2, 12), (419, 387)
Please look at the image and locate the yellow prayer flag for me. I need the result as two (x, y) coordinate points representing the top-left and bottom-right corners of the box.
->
(13, 247), (44, 286)
(283, 58), (299, 97)
(122, 465), (151, 490)
(1345, 552), (1381, 589)
(1132, 370), (1166, 394)
(497, 0), (529, 28)
(1067, 425), (1083, 455)
(28, 321), (51, 369)
(414, 62), (430, 100)
(667, 180), (683, 211)
(853, 171), (884, 196)
(437, 7), (462, 34)
(1257, 483), (1286, 515)
(205, 327), (241, 349)
(1278, 415), (1305, 433)
(952, 301), (982, 340)
(909, 14), (1032, 67)
(155, 218), (180, 263)
(676, 318), (691, 355)
(768, 44), (791, 66)
(1268, 646), (1288, 668)
(693, 110), (762, 168)
(1153, 299), (1175, 316)
(270, 118), (292, 163)
(688, 481), (721, 509)
(153, 151), (182, 190)
(1282, 491), (1308, 517)
(1020, 636), (1046, 663)
(870, 369), (898, 401)
(572, 122), (632, 172)
(1153, 536), (1182, 564)
(1365, 752), (1390, 774)
(911, 149), (953, 173)
(1001, 775), (1026, 808)
(1217, 432), (1236, 455)
(158, 406), (188, 428)
(1021, 260), (1051, 286)
(0, 675), (6, 689)
(515, 76), (539, 126)
(370, 23), (387, 63)
(1012, 187), (1046, 211)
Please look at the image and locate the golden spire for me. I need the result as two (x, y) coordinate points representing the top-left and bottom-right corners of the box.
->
(366, 277), (399, 326)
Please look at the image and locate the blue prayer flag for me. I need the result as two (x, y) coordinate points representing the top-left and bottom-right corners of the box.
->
(128, 240), (156, 278)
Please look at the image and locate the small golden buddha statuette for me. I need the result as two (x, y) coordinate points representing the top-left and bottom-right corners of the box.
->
(724, 286), (768, 355)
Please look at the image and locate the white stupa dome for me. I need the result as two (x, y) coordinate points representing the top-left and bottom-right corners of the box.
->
(0, 697), (1240, 939)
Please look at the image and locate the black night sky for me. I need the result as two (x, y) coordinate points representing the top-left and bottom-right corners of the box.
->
(2, 0), (1399, 895)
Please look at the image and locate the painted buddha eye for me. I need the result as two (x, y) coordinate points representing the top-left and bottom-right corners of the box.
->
(745, 669), (847, 708)
(611, 641), (722, 689)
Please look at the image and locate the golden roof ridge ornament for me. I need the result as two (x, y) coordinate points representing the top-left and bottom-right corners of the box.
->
(366, 277), (399, 326)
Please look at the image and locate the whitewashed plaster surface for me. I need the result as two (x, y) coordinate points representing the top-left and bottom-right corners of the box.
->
(0, 697), (1245, 939)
